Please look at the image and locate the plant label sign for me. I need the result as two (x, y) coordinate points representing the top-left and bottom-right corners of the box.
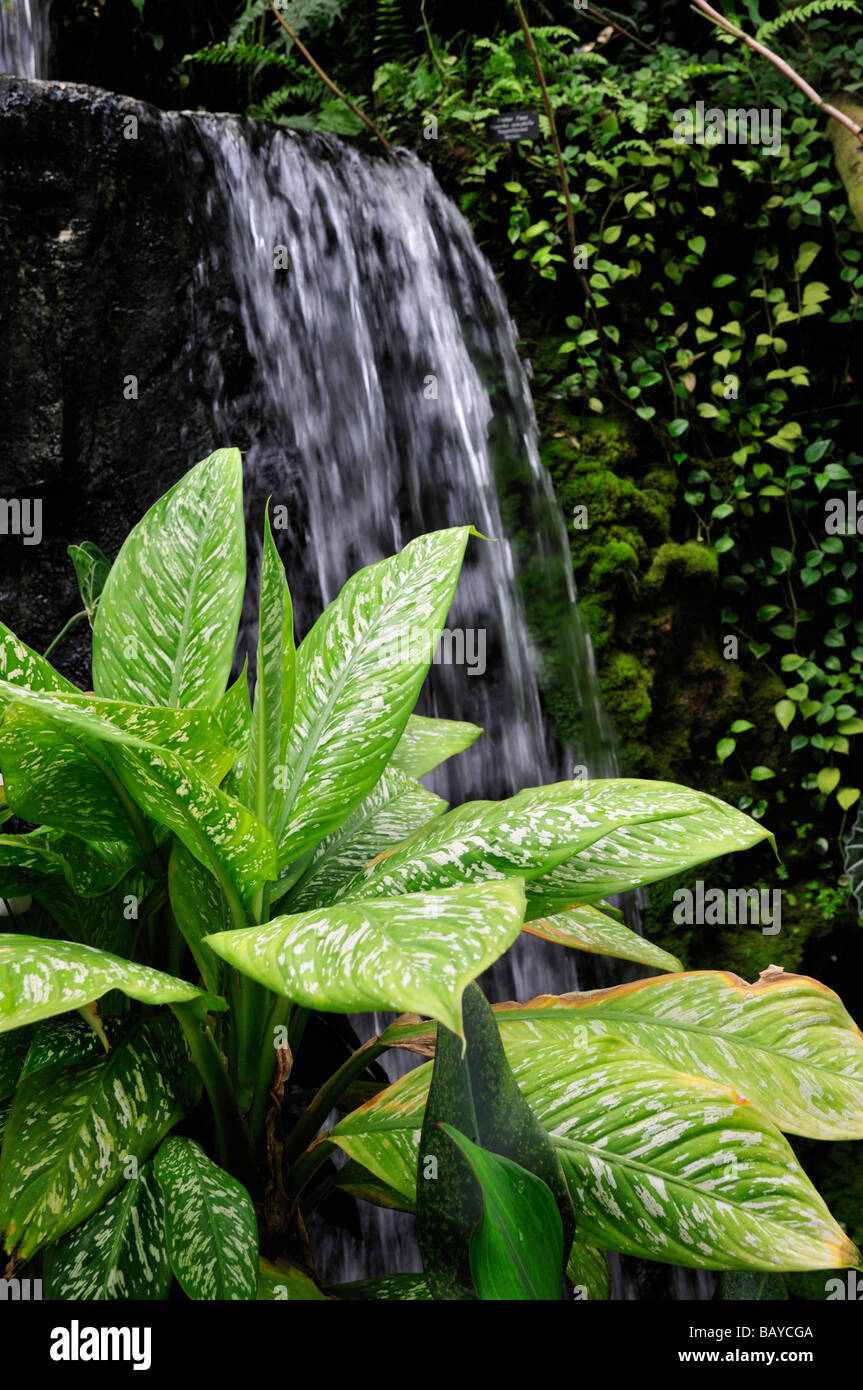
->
(486, 111), (541, 143)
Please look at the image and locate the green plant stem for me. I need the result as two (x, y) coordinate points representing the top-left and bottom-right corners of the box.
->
(285, 1136), (335, 1199)
(43, 610), (87, 660)
(511, 0), (576, 258)
(170, 1001), (257, 1187)
(268, 1), (392, 151)
(249, 994), (293, 1144)
(284, 1036), (387, 1166)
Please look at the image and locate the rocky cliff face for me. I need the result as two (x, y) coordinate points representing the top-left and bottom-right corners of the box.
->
(0, 75), (251, 682)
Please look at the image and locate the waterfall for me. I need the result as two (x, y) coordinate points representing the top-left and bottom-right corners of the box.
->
(0, 0), (49, 80)
(177, 114), (672, 1290)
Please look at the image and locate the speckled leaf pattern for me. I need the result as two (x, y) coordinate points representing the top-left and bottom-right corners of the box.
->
(0, 621), (77, 702)
(0, 1015), (189, 1259)
(525, 904), (683, 972)
(93, 449), (246, 709)
(285, 770), (447, 912)
(109, 743), (277, 911)
(497, 970), (863, 1139)
(154, 1136), (258, 1300)
(389, 714), (483, 779)
(19, 1015), (126, 1081)
(438, 1123), (564, 1300)
(242, 511), (295, 832)
(332, 1030), (861, 1271)
(0, 704), (141, 845)
(337, 779), (770, 913)
(331, 1273), (433, 1300)
(567, 1241), (610, 1300)
(256, 1258), (327, 1300)
(0, 833), (73, 900)
(530, 788), (776, 908)
(0, 680), (235, 783)
(205, 879), (526, 1036)
(275, 527), (476, 868)
(215, 660), (252, 756)
(30, 831), (141, 899)
(43, 1161), (171, 1300)
(168, 839), (227, 996)
(0, 933), (224, 1033)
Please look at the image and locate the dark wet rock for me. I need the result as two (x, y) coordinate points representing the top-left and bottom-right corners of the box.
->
(0, 75), (251, 683)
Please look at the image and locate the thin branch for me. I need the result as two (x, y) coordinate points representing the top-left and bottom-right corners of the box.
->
(512, 0), (577, 258)
(268, 1), (392, 152)
(585, 4), (655, 53)
(691, 0), (863, 144)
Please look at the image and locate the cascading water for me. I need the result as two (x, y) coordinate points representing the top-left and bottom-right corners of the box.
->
(175, 115), (710, 1295)
(0, 0), (49, 80)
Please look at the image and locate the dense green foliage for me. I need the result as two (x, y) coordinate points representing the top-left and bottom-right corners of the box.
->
(2, 450), (862, 1299)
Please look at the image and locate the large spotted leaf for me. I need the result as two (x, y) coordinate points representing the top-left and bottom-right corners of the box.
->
(108, 743), (277, 913)
(331, 1031), (860, 1272)
(154, 1136), (258, 1301)
(389, 714), (483, 779)
(256, 1259), (327, 1301)
(274, 527), (476, 869)
(0, 680), (235, 782)
(496, 969), (863, 1140)
(43, 1161), (171, 1300)
(283, 770), (447, 912)
(0, 704), (141, 845)
(0, 934), (223, 1034)
(205, 880), (525, 1037)
(0, 621), (77, 702)
(0, 1015), (190, 1259)
(241, 510), (295, 833)
(337, 779), (771, 914)
(93, 448), (245, 709)
(525, 903), (682, 973)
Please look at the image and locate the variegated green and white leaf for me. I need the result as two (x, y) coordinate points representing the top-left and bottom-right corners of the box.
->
(525, 904), (682, 973)
(283, 770), (447, 912)
(337, 779), (770, 914)
(19, 1015), (125, 1081)
(0, 834), (74, 900)
(256, 1258), (327, 1301)
(0, 680), (235, 782)
(109, 743), (277, 913)
(275, 527), (476, 868)
(241, 510), (295, 833)
(497, 969), (863, 1140)
(0, 704), (142, 845)
(332, 1030), (860, 1272)
(0, 1015), (190, 1259)
(29, 831), (141, 899)
(389, 714), (483, 779)
(168, 839), (227, 996)
(567, 1241), (610, 1300)
(43, 1161), (171, 1300)
(154, 1136), (258, 1301)
(93, 448), (246, 709)
(0, 933), (224, 1033)
(331, 1273), (433, 1301)
(0, 621), (77, 702)
(205, 879), (525, 1037)
(215, 660), (252, 757)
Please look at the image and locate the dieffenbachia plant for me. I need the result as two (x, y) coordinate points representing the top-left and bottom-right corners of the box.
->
(0, 448), (861, 1301)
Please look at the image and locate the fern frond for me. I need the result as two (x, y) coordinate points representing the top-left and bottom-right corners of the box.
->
(756, 0), (861, 44)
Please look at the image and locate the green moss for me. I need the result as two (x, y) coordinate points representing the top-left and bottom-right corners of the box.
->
(643, 540), (719, 592)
